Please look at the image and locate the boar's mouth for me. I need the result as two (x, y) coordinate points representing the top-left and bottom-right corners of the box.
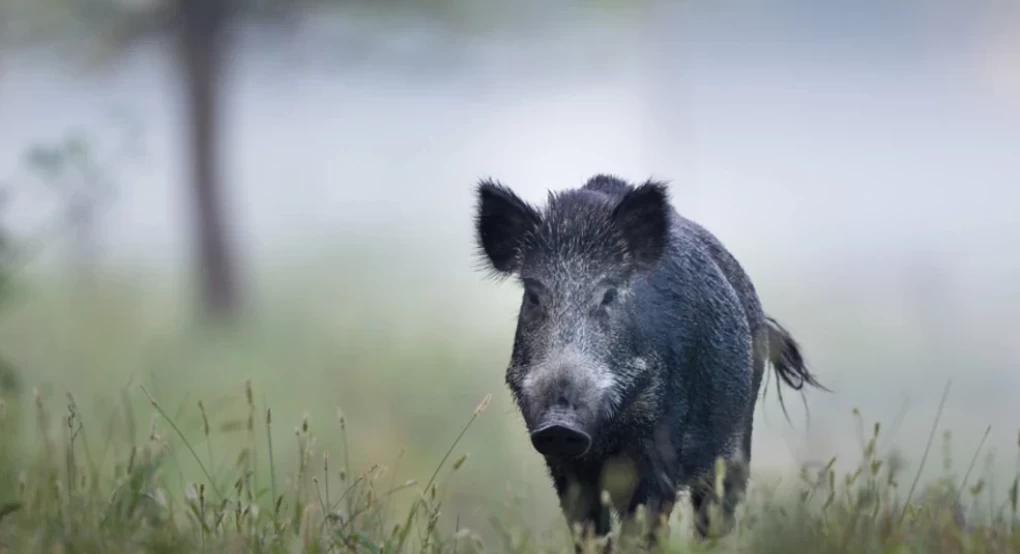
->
(528, 410), (592, 459)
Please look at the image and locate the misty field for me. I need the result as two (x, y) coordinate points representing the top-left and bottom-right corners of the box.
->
(3, 0), (1019, 549)
(1, 250), (1018, 553)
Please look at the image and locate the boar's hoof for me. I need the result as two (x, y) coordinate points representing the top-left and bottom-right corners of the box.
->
(530, 423), (591, 458)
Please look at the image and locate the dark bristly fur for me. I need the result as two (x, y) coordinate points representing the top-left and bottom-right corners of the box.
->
(473, 173), (828, 551)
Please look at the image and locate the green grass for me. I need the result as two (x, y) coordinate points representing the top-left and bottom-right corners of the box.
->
(0, 257), (1018, 553)
(1, 373), (1019, 553)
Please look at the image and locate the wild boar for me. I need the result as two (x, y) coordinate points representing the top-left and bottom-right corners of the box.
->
(473, 174), (827, 550)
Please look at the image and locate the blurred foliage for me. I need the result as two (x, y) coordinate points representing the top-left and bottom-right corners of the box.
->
(0, 0), (651, 63)
(0, 179), (20, 501)
(23, 127), (125, 217)
(0, 188), (16, 398)
(20, 113), (145, 267)
(0, 110), (142, 395)
(0, 186), (11, 305)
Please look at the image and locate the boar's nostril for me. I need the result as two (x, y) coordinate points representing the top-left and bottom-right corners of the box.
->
(529, 423), (591, 459)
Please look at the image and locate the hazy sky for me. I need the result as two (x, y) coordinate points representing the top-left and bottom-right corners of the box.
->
(0, 0), (1016, 279)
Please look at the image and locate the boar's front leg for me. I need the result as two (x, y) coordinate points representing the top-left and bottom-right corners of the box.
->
(553, 472), (612, 553)
(618, 486), (676, 551)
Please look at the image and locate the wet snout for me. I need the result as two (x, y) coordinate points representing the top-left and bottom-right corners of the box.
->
(522, 350), (610, 459)
(530, 416), (592, 458)
(529, 383), (594, 458)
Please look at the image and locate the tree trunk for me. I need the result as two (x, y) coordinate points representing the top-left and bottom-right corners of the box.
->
(177, 0), (241, 322)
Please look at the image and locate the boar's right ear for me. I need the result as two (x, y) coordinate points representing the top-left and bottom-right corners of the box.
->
(611, 180), (671, 270)
(474, 179), (542, 276)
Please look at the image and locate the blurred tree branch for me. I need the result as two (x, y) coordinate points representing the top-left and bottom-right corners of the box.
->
(22, 115), (144, 283)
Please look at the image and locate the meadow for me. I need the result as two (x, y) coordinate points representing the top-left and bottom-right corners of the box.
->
(0, 245), (1018, 553)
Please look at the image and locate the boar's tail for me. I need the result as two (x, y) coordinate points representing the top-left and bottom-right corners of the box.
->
(764, 316), (830, 422)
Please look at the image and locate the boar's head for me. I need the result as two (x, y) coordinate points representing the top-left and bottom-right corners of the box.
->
(474, 176), (671, 459)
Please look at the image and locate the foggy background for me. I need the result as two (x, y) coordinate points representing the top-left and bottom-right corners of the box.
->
(1, 0), (1018, 541)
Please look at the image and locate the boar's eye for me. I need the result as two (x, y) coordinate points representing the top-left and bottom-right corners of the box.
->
(526, 290), (542, 307)
(600, 287), (618, 307)
(522, 278), (546, 309)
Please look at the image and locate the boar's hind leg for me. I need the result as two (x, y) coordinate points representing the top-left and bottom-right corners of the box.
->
(689, 455), (750, 541)
(745, 329), (768, 463)
(692, 331), (766, 540)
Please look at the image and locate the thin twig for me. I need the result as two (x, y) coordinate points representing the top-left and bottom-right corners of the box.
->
(955, 425), (992, 505)
(898, 379), (951, 527)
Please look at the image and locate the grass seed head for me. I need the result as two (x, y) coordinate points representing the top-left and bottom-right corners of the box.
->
(474, 393), (492, 416)
(198, 400), (210, 436)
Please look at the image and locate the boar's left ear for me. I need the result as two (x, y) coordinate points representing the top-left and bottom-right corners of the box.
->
(611, 180), (671, 270)
(474, 179), (542, 276)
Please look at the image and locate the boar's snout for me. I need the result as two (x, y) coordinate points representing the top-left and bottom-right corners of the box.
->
(529, 415), (592, 458)
(522, 360), (607, 459)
